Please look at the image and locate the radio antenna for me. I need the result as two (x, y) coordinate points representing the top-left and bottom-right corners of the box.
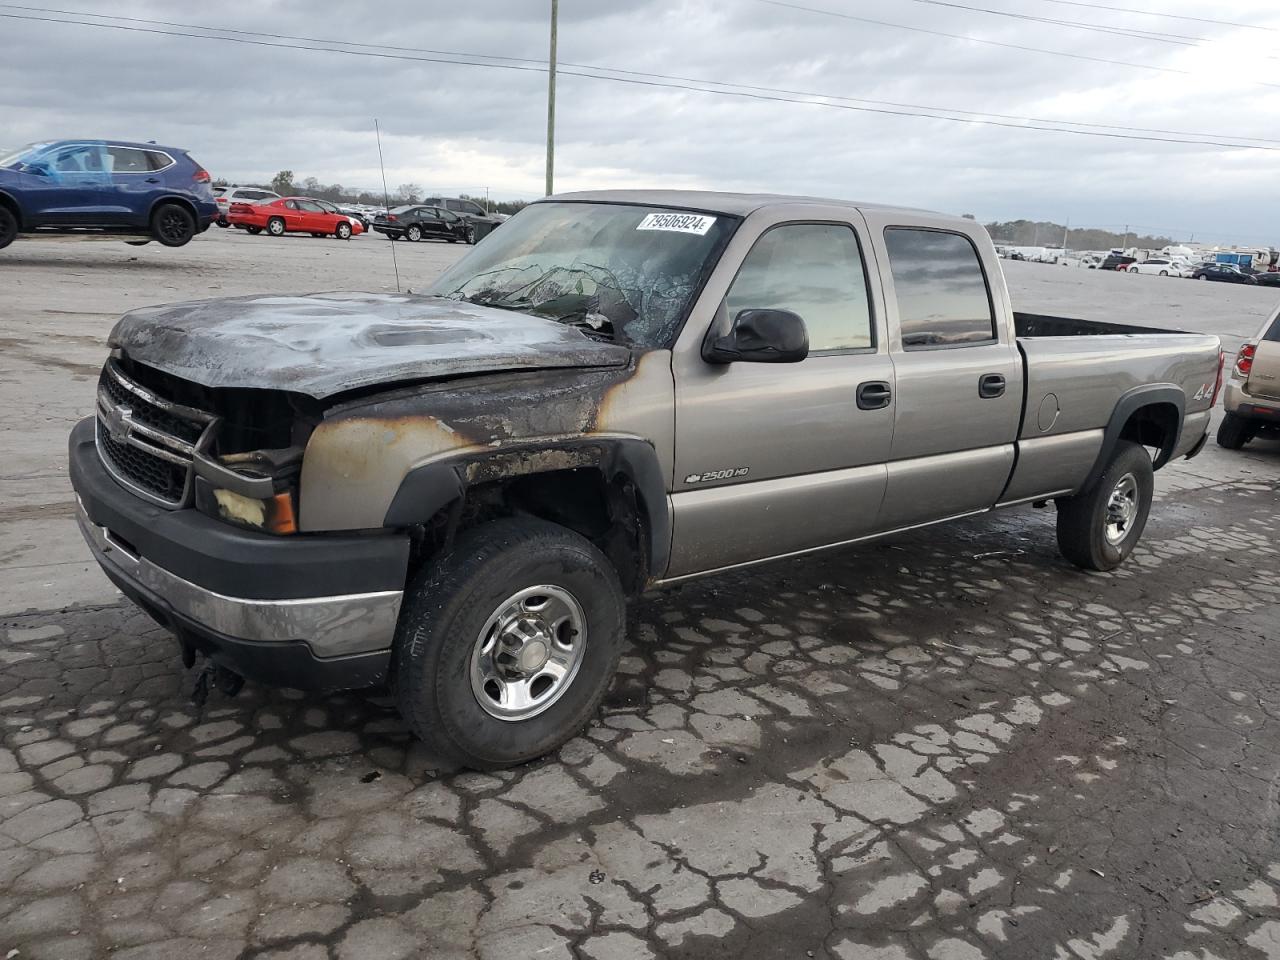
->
(374, 118), (401, 292)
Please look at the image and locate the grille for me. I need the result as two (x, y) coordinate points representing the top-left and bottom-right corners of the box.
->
(95, 360), (218, 507)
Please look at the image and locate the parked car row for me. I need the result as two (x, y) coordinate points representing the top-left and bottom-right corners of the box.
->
(0, 137), (508, 252)
(1070, 251), (1279, 285)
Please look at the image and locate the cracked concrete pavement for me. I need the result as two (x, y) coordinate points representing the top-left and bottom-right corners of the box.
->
(1, 230), (1279, 958)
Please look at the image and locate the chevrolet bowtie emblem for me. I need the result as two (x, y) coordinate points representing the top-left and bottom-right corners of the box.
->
(106, 403), (135, 444)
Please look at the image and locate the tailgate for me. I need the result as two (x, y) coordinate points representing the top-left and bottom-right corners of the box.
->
(1246, 338), (1280, 400)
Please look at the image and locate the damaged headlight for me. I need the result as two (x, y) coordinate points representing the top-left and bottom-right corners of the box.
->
(193, 447), (303, 535)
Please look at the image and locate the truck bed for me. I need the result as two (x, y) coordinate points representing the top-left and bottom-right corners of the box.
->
(1013, 312), (1177, 338)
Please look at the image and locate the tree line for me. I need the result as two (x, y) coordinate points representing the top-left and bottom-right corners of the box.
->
(981, 218), (1173, 251)
(211, 171), (528, 215)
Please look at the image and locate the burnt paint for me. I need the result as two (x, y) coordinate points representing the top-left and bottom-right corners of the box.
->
(297, 351), (676, 532)
(108, 291), (631, 399)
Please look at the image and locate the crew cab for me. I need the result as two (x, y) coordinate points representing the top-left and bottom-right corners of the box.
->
(227, 196), (363, 239)
(1217, 305), (1280, 448)
(69, 190), (1222, 768)
(0, 139), (217, 249)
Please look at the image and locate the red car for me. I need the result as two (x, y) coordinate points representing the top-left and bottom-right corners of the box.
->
(227, 196), (363, 239)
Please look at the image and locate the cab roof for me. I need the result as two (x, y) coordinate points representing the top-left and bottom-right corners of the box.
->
(545, 189), (954, 223)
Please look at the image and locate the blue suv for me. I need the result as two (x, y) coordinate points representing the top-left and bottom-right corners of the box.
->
(0, 139), (218, 250)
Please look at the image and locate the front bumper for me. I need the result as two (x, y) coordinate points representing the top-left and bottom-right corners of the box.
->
(69, 417), (409, 690)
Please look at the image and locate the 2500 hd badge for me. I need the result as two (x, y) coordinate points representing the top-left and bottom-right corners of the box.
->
(684, 467), (750, 483)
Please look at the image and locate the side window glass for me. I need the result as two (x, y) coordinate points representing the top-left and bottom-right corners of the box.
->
(144, 151), (171, 171)
(106, 147), (150, 173)
(52, 145), (97, 173)
(724, 223), (873, 352)
(884, 228), (996, 349)
(285, 200), (298, 210)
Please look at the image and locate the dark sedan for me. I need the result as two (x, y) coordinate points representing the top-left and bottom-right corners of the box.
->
(1192, 263), (1256, 284)
(1252, 271), (1280, 287)
(372, 204), (474, 243)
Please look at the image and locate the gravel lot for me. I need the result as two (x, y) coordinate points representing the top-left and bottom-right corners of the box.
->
(1, 227), (1279, 959)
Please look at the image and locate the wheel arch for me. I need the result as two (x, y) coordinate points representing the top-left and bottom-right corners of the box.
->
(1080, 385), (1184, 491)
(148, 194), (199, 224)
(384, 438), (670, 596)
(0, 190), (24, 229)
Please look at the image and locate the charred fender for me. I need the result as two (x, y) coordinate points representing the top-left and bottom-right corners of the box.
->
(382, 437), (671, 581)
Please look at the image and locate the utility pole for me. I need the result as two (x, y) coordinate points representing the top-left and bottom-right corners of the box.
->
(1062, 218), (1069, 251)
(1122, 224), (1131, 250)
(545, 0), (558, 197)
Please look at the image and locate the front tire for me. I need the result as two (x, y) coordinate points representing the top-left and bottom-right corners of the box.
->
(267, 217), (286, 237)
(1056, 440), (1154, 572)
(215, 220), (229, 228)
(335, 221), (352, 240)
(1216, 412), (1251, 450)
(394, 517), (626, 769)
(245, 226), (262, 235)
(151, 203), (196, 247)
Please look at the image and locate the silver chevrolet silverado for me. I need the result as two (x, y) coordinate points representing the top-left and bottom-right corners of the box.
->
(69, 190), (1223, 767)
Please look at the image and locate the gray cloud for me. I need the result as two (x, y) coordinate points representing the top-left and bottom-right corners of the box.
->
(2, 0), (1277, 243)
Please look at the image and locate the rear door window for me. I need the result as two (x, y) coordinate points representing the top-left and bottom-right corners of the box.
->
(106, 147), (152, 173)
(884, 228), (996, 349)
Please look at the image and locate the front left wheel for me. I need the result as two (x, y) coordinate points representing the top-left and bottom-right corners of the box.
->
(1056, 440), (1154, 572)
(151, 203), (196, 247)
(394, 517), (626, 769)
(0, 206), (20, 249)
(335, 221), (352, 240)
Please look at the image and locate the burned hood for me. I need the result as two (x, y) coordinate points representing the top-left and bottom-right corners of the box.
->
(108, 291), (632, 399)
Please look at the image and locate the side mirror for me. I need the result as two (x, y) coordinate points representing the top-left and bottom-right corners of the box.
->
(703, 308), (809, 364)
(23, 162), (50, 177)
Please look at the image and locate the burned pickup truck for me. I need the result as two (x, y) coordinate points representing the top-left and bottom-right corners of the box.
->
(70, 190), (1222, 767)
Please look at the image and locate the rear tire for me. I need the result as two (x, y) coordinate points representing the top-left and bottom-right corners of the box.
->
(267, 217), (286, 237)
(151, 203), (196, 247)
(125, 240), (150, 247)
(406, 224), (422, 242)
(215, 220), (229, 228)
(1216, 412), (1251, 450)
(394, 517), (626, 770)
(335, 221), (352, 240)
(245, 226), (262, 235)
(1056, 440), (1154, 572)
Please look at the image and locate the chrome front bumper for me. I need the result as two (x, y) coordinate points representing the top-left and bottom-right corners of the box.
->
(75, 499), (402, 659)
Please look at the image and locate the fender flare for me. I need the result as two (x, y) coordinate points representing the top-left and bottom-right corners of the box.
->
(383, 437), (671, 579)
(0, 189), (25, 228)
(1080, 384), (1184, 491)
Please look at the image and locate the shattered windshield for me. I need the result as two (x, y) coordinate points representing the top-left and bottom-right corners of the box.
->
(428, 202), (737, 347)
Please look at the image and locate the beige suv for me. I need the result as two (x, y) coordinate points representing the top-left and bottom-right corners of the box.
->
(1219, 306), (1280, 448)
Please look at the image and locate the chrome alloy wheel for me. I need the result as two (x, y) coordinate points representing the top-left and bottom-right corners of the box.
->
(469, 585), (586, 721)
(1104, 473), (1138, 545)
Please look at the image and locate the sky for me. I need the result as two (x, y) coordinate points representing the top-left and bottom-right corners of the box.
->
(2, 0), (1278, 246)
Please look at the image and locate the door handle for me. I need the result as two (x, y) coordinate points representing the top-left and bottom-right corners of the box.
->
(145, 177), (160, 183)
(979, 373), (1007, 399)
(856, 380), (892, 410)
